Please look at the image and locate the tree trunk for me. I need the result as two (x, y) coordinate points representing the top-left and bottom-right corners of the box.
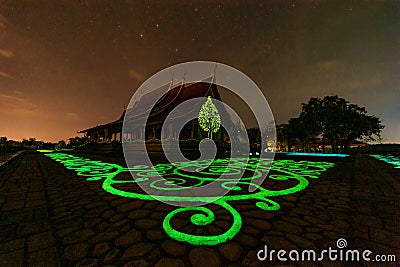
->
(343, 138), (353, 153)
(329, 137), (338, 153)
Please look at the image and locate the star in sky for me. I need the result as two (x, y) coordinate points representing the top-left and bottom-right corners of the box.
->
(0, 1), (398, 143)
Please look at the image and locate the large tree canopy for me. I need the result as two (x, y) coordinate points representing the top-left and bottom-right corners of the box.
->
(299, 95), (384, 153)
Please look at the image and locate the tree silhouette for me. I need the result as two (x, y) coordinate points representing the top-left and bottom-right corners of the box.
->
(198, 96), (221, 139)
(300, 96), (384, 153)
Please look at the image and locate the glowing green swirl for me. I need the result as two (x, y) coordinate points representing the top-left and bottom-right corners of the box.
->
(41, 151), (335, 245)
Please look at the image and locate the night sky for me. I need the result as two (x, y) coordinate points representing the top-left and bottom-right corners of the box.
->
(0, 1), (399, 143)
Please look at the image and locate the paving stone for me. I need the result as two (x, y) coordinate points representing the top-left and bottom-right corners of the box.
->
(144, 201), (160, 210)
(28, 231), (55, 252)
(28, 246), (59, 266)
(161, 239), (187, 256)
(134, 218), (159, 229)
(148, 247), (163, 263)
(330, 220), (350, 230)
(155, 258), (184, 267)
(149, 211), (165, 220)
(323, 231), (341, 240)
(115, 229), (142, 247)
(273, 220), (303, 235)
(245, 218), (272, 231)
(261, 236), (299, 250)
(96, 221), (110, 231)
(304, 233), (322, 241)
(103, 248), (122, 264)
(75, 258), (101, 267)
(189, 247), (221, 267)
(101, 209), (116, 219)
(85, 201), (107, 209)
(122, 243), (154, 261)
(64, 243), (89, 262)
(128, 210), (150, 219)
(242, 225), (261, 235)
(17, 219), (51, 237)
(52, 211), (73, 220)
(114, 219), (130, 228)
(33, 207), (48, 219)
(55, 220), (82, 231)
(241, 251), (260, 267)
(286, 234), (317, 250)
(370, 228), (400, 248)
(155, 203), (176, 212)
(124, 259), (150, 267)
(63, 228), (95, 245)
(109, 213), (125, 223)
(88, 231), (120, 244)
(353, 215), (382, 228)
(121, 225), (130, 233)
(0, 210), (32, 226)
(282, 216), (311, 226)
(208, 225), (223, 235)
(0, 238), (25, 253)
(241, 210), (274, 220)
(303, 216), (328, 225)
(0, 249), (24, 267)
(110, 198), (130, 207)
(116, 201), (142, 212)
(219, 241), (243, 261)
(55, 214), (84, 225)
(305, 227), (322, 233)
(171, 219), (187, 229)
(53, 207), (69, 214)
(2, 150), (399, 266)
(236, 233), (258, 248)
(84, 218), (103, 228)
(56, 227), (79, 238)
(93, 242), (111, 257)
(146, 230), (165, 241)
(84, 207), (108, 218)
(215, 220), (230, 229)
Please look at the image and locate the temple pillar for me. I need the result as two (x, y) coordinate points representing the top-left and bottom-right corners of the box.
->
(191, 120), (194, 139)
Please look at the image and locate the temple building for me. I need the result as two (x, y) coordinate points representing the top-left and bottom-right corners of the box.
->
(78, 75), (230, 144)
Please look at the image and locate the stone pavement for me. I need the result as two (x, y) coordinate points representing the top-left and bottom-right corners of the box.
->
(0, 152), (399, 266)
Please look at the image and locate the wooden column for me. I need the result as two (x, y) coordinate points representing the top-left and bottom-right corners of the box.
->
(191, 120), (195, 139)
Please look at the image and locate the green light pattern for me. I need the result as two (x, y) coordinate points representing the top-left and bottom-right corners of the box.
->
(370, 154), (400, 168)
(198, 96), (221, 138)
(42, 152), (335, 245)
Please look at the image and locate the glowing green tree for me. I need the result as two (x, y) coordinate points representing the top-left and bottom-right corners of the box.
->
(198, 96), (221, 139)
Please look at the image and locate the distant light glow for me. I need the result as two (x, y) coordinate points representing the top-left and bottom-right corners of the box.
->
(275, 152), (349, 157)
(41, 151), (335, 245)
(370, 154), (400, 168)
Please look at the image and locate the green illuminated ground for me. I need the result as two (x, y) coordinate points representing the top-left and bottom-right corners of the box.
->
(42, 152), (334, 245)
